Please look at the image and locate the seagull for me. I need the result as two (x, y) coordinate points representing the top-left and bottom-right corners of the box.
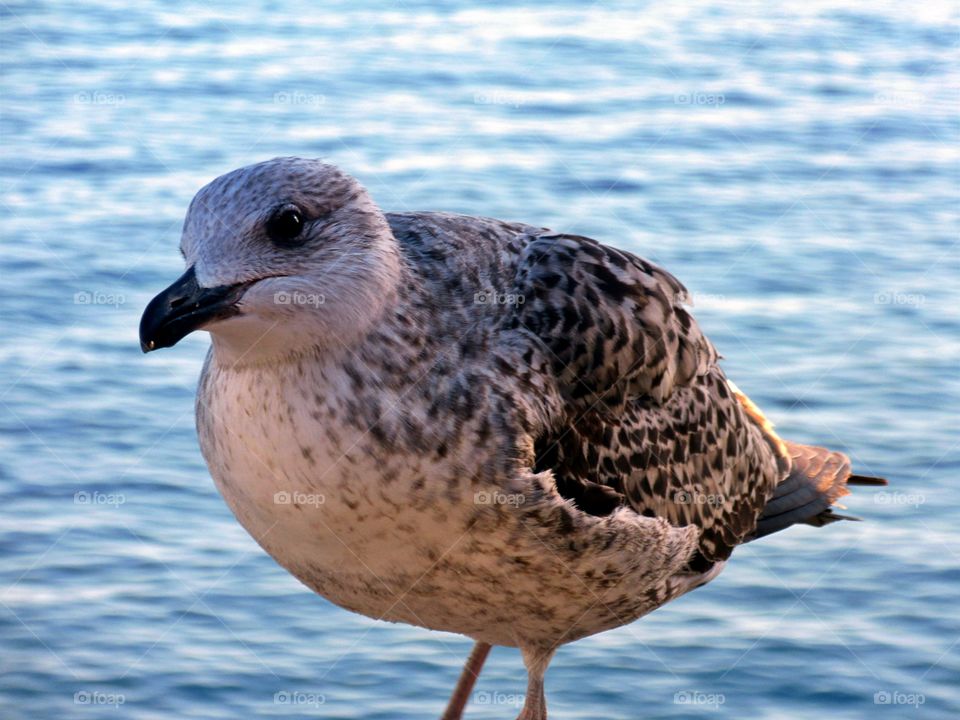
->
(140, 157), (886, 720)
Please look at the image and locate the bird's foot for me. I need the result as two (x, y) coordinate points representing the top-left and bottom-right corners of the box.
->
(515, 699), (547, 720)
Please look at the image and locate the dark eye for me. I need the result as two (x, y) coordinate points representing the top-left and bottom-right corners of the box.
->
(266, 204), (304, 245)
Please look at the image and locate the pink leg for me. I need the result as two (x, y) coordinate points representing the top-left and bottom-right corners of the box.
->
(516, 645), (555, 720)
(440, 641), (493, 720)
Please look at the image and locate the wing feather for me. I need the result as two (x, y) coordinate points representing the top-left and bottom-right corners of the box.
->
(507, 233), (718, 412)
(510, 233), (783, 562)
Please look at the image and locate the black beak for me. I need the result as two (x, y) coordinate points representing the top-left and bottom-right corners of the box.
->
(139, 266), (247, 353)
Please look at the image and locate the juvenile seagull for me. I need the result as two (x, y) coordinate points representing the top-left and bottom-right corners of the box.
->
(140, 158), (886, 720)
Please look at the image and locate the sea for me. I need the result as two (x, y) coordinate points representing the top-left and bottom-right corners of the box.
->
(1, 2), (957, 717)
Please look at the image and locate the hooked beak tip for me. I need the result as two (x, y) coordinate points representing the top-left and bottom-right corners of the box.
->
(139, 266), (245, 353)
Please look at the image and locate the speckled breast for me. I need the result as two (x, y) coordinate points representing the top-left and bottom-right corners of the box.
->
(194, 354), (498, 627)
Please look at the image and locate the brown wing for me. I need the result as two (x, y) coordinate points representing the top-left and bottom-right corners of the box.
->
(534, 368), (788, 564)
(507, 233), (787, 563)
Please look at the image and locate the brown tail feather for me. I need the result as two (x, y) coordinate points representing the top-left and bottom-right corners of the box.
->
(750, 441), (886, 540)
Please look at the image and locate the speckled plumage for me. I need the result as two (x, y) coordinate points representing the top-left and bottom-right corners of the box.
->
(150, 157), (884, 720)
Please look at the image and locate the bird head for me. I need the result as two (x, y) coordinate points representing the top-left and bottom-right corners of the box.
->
(139, 157), (400, 366)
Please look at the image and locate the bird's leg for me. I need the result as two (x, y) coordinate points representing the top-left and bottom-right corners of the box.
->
(516, 645), (556, 720)
(440, 641), (492, 720)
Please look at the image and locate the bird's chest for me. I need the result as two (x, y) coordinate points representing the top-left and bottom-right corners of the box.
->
(195, 360), (474, 594)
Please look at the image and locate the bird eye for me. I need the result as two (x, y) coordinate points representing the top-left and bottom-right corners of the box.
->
(266, 204), (304, 245)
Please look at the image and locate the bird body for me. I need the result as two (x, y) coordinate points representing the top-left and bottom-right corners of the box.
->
(140, 158), (885, 719)
(194, 210), (712, 649)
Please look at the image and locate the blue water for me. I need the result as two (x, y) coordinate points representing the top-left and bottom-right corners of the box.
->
(1, 2), (958, 718)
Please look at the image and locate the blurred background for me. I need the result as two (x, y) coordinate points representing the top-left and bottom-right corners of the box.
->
(1, 1), (958, 718)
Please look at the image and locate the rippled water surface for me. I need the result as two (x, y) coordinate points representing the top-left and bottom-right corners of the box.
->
(2, 1), (958, 718)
